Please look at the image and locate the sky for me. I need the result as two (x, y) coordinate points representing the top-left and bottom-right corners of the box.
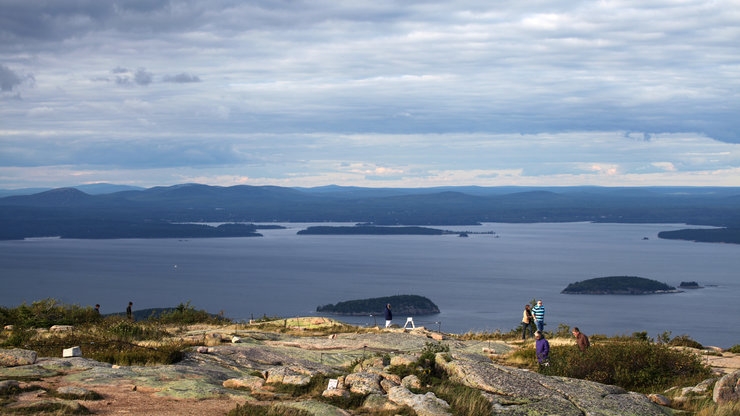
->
(1, 0), (740, 190)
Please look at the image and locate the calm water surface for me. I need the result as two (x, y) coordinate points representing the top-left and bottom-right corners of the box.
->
(1, 222), (738, 348)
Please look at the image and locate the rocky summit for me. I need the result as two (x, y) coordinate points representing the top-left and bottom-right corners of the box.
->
(0, 322), (736, 415)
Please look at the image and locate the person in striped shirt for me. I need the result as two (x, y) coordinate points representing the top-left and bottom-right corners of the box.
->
(532, 299), (545, 332)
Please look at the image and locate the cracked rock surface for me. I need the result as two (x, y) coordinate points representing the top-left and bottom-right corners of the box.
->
(0, 327), (677, 415)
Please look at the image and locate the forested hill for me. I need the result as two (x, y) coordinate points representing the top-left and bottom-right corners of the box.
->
(1, 184), (740, 240)
(562, 276), (677, 295)
(317, 295), (440, 316)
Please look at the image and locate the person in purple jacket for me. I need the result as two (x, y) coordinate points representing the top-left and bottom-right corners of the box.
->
(535, 330), (550, 366)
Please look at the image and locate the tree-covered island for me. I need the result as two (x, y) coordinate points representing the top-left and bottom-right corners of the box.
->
(561, 276), (679, 295)
(316, 295), (440, 316)
(298, 225), (446, 235)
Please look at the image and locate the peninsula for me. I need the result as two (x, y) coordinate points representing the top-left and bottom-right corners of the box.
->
(561, 276), (678, 295)
(316, 295), (440, 316)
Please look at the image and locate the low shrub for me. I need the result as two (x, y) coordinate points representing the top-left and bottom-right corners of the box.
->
(539, 341), (712, 393)
(8, 328), (188, 366)
(728, 344), (740, 354)
(157, 301), (225, 325)
(0, 298), (100, 328)
(668, 334), (703, 349)
(434, 380), (493, 415)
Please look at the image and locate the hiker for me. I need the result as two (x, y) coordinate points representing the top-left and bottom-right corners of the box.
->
(126, 301), (133, 320)
(94, 304), (100, 314)
(535, 330), (550, 365)
(521, 304), (535, 339)
(572, 327), (590, 351)
(384, 303), (392, 328)
(532, 299), (545, 332)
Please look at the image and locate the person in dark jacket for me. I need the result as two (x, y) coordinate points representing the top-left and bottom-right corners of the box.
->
(572, 327), (590, 351)
(535, 331), (550, 365)
(384, 304), (392, 328)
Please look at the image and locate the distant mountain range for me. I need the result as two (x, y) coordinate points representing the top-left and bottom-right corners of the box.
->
(1, 184), (740, 240)
(0, 183), (144, 197)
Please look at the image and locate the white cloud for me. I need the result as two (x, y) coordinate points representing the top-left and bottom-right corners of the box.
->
(1, 0), (739, 189)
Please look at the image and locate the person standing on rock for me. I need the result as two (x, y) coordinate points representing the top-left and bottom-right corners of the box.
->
(521, 304), (535, 339)
(535, 331), (550, 366)
(532, 299), (545, 332)
(384, 303), (392, 328)
(572, 327), (590, 351)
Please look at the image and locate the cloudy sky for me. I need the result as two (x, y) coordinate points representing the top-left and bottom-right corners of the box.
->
(1, 0), (739, 189)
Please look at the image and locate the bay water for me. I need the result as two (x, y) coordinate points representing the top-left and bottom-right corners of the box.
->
(1, 222), (738, 348)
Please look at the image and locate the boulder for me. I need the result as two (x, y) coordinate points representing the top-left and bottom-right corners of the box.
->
(322, 387), (350, 399)
(56, 385), (97, 399)
(430, 332), (444, 341)
(0, 348), (37, 367)
(402, 374), (422, 390)
(62, 346), (82, 358)
(379, 377), (398, 393)
(387, 385), (452, 416)
(223, 375), (265, 390)
(344, 372), (383, 395)
(648, 393), (671, 407)
(390, 354), (417, 367)
(4, 399), (86, 414)
(50, 325), (74, 332)
(265, 366), (312, 386)
(713, 370), (740, 405)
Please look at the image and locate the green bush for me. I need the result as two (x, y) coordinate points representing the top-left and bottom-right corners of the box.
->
(0, 298), (100, 328)
(157, 301), (225, 325)
(0, 299), (227, 330)
(540, 341), (712, 392)
(668, 334), (703, 349)
(728, 344), (740, 354)
(2, 327), (36, 348)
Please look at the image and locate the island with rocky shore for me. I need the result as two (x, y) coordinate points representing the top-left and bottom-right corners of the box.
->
(316, 294), (440, 316)
(561, 275), (679, 295)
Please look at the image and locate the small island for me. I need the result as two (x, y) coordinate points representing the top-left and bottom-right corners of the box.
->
(561, 276), (679, 295)
(317, 295), (440, 316)
(298, 225), (446, 235)
(679, 281), (703, 289)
